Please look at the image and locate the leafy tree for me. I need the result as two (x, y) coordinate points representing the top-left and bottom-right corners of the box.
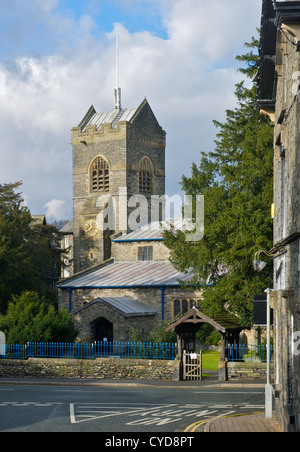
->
(150, 322), (177, 344)
(24, 222), (65, 302)
(164, 38), (273, 327)
(0, 182), (67, 312)
(130, 324), (176, 344)
(0, 182), (32, 311)
(0, 291), (77, 344)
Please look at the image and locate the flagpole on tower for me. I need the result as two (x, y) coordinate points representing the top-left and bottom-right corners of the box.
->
(114, 28), (121, 110)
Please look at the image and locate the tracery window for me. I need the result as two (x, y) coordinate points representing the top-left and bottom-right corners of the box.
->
(91, 157), (110, 193)
(139, 157), (153, 195)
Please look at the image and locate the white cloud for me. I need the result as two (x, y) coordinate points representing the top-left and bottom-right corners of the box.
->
(44, 199), (67, 221)
(164, 0), (261, 62)
(0, 70), (6, 96)
(0, 0), (262, 219)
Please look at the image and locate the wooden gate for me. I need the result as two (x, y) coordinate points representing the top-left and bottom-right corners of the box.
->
(182, 350), (202, 381)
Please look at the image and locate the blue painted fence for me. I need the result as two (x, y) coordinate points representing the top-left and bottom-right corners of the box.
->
(1, 341), (178, 361)
(226, 344), (273, 363)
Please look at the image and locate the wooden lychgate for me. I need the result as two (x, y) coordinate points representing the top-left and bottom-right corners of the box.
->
(165, 307), (243, 381)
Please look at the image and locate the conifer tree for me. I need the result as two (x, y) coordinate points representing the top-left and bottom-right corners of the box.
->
(0, 291), (77, 343)
(164, 38), (273, 327)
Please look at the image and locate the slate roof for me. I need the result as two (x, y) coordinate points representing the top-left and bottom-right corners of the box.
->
(112, 219), (193, 242)
(78, 103), (139, 133)
(59, 260), (194, 289)
(81, 108), (138, 132)
(60, 220), (73, 234)
(73, 297), (157, 317)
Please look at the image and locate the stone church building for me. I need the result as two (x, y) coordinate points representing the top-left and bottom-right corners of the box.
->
(58, 96), (203, 343)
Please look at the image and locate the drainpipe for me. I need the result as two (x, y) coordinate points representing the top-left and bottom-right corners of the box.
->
(160, 287), (165, 324)
(67, 288), (73, 313)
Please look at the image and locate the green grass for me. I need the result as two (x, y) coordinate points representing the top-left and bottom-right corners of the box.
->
(201, 351), (220, 371)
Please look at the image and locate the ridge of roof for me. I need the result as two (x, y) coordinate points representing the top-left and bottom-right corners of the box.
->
(112, 219), (194, 242)
(73, 296), (157, 317)
(58, 260), (196, 289)
(78, 98), (149, 133)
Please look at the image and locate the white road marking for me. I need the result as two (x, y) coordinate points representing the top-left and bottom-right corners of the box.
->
(193, 391), (263, 394)
(70, 403), (177, 424)
(70, 402), (231, 426)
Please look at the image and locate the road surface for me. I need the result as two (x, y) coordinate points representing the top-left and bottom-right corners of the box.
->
(0, 384), (265, 433)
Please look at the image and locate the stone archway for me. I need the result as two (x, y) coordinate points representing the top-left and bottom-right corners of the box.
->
(93, 317), (113, 342)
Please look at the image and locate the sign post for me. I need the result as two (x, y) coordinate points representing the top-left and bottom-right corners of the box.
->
(265, 289), (273, 419)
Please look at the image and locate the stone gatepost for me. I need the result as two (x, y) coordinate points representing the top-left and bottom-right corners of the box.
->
(0, 332), (6, 356)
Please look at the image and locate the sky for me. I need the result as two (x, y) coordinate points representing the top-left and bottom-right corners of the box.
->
(0, 0), (263, 222)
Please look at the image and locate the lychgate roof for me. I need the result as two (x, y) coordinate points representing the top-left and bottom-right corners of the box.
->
(165, 307), (243, 334)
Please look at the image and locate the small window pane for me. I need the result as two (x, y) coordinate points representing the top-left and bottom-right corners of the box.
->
(143, 247), (148, 261)
(174, 300), (181, 317)
(182, 299), (188, 314)
(138, 247), (143, 261)
(148, 246), (153, 261)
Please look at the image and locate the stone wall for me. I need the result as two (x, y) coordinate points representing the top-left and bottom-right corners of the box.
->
(226, 361), (274, 381)
(0, 357), (180, 381)
(0, 357), (276, 383)
(272, 14), (300, 433)
(111, 240), (170, 262)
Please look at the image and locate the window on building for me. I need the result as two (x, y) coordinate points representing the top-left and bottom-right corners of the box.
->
(138, 246), (153, 261)
(139, 157), (153, 195)
(174, 299), (181, 317)
(91, 157), (110, 193)
(173, 299), (199, 318)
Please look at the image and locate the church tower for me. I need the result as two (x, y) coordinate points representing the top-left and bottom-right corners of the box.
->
(71, 97), (166, 273)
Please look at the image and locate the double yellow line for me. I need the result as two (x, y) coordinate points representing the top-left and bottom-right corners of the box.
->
(184, 412), (264, 433)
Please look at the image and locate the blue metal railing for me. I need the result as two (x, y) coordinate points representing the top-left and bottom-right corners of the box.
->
(226, 344), (273, 363)
(0, 341), (178, 361)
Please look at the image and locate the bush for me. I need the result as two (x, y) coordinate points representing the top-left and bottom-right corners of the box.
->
(0, 291), (77, 344)
(130, 324), (176, 344)
(206, 330), (221, 346)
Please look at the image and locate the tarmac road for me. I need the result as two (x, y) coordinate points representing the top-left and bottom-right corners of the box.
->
(0, 382), (266, 433)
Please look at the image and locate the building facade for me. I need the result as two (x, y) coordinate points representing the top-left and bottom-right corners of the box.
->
(258, 0), (300, 432)
(72, 99), (166, 274)
(58, 98), (204, 343)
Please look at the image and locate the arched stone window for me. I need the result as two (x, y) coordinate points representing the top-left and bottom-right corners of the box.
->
(91, 156), (110, 193)
(139, 157), (153, 195)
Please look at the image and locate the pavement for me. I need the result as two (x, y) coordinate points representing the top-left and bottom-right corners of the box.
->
(0, 372), (285, 433)
(203, 412), (284, 433)
(184, 411), (284, 433)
